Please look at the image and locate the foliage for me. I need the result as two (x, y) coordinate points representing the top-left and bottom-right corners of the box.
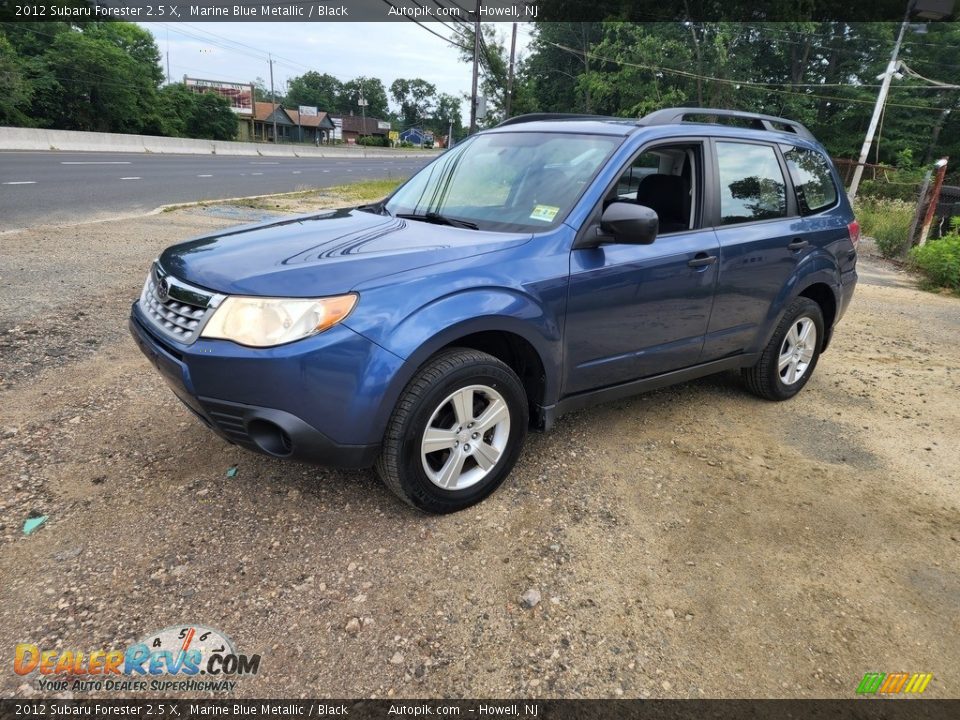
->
(285, 71), (342, 112)
(514, 19), (960, 181)
(185, 92), (237, 140)
(858, 169), (925, 202)
(0, 34), (33, 126)
(358, 135), (389, 147)
(390, 78), (437, 128)
(855, 198), (914, 258)
(910, 233), (960, 291)
(156, 84), (236, 140)
(340, 76), (390, 119)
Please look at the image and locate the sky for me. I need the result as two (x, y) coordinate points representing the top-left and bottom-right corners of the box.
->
(138, 22), (536, 117)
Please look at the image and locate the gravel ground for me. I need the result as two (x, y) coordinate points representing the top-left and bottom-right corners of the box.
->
(0, 203), (958, 700)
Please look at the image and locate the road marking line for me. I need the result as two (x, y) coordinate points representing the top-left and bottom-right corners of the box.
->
(120, 176), (141, 180)
(251, 162), (279, 165)
(251, 172), (263, 176)
(322, 170), (331, 173)
(3, 180), (37, 184)
(61, 161), (131, 165)
(197, 174), (213, 177)
(292, 171), (302, 174)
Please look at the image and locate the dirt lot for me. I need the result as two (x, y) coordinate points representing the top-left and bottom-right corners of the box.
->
(1, 194), (958, 700)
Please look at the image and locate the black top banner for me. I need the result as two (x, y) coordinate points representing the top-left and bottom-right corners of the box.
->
(2, 699), (960, 719)
(1, 0), (957, 23)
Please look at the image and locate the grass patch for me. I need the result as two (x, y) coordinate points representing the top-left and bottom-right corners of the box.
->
(854, 198), (914, 258)
(163, 177), (407, 214)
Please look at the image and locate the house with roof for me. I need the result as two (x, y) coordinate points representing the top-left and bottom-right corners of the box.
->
(287, 108), (337, 144)
(399, 128), (434, 147)
(237, 102), (336, 143)
(332, 114), (391, 144)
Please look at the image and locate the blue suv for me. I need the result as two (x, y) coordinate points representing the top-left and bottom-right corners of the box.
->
(129, 108), (859, 513)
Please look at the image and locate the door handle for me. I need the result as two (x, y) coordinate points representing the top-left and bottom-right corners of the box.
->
(788, 238), (809, 251)
(688, 253), (717, 268)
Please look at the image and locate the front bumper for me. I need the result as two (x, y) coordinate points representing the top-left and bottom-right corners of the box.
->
(128, 304), (396, 468)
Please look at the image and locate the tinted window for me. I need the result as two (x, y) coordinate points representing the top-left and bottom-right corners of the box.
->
(716, 142), (787, 225)
(784, 146), (838, 214)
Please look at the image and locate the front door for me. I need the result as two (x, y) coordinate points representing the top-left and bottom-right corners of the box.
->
(563, 143), (720, 396)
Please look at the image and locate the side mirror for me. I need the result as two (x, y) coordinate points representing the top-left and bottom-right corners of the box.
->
(600, 202), (658, 245)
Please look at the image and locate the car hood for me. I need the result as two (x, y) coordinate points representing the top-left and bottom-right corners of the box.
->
(159, 208), (532, 297)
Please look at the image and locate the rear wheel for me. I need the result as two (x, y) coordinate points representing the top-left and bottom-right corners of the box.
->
(743, 297), (824, 401)
(376, 349), (528, 513)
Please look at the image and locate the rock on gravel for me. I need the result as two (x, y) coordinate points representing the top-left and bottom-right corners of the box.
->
(520, 588), (541, 609)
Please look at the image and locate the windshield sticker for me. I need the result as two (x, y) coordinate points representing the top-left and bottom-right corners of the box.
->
(530, 205), (560, 222)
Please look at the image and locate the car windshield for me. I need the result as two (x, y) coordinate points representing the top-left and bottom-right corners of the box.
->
(384, 132), (622, 232)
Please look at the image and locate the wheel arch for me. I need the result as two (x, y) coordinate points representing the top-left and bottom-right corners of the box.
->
(367, 303), (562, 442)
(754, 255), (841, 354)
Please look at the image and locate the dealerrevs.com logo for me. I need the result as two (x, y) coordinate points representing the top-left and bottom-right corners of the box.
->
(15, 625), (261, 693)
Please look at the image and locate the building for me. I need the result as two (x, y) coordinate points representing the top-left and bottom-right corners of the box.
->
(399, 128), (434, 147)
(333, 114), (391, 144)
(239, 102), (336, 143)
(287, 108), (336, 144)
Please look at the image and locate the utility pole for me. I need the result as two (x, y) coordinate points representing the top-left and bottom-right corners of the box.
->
(847, 4), (912, 201)
(506, 22), (517, 119)
(269, 53), (278, 143)
(358, 90), (368, 140)
(165, 28), (171, 84)
(469, 0), (481, 134)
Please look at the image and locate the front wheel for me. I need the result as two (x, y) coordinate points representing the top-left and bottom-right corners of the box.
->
(743, 297), (825, 401)
(376, 349), (529, 513)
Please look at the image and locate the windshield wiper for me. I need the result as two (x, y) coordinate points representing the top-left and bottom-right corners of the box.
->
(395, 212), (479, 230)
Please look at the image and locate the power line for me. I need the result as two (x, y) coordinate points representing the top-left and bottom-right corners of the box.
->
(546, 41), (953, 112)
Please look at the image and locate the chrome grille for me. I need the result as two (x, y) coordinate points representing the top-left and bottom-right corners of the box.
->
(139, 263), (223, 345)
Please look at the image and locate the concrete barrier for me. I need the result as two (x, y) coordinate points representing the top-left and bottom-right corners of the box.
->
(0, 126), (440, 159)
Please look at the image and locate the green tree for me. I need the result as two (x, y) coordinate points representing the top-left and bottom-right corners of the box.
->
(390, 78), (437, 127)
(428, 92), (464, 139)
(0, 34), (33, 126)
(36, 30), (144, 133)
(340, 76), (389, 118)
(286, 71), (342, 111)
(185, 91), (237, 140)
(156, 84), (237, 140)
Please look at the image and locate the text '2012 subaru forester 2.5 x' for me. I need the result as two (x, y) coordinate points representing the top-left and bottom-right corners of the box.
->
(129, 108), (858, 513)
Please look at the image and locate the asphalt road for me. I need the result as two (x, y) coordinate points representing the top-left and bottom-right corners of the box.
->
(0, 151), (432, 230)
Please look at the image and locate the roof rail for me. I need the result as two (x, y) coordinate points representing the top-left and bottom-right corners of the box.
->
(497, 113), (627, 127)
(640, 107), (814, 140)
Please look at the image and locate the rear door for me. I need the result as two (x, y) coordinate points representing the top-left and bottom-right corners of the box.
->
(700, 138), (807, 361)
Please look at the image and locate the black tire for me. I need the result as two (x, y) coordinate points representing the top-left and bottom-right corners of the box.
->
(743, 297), (825, 401)
(375, 348), (529, 514)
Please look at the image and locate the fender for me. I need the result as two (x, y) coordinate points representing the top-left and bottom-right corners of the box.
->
(354, 288), (563, 442)
(751, 249), (842, 355)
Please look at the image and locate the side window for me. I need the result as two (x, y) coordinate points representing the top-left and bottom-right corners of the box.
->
(606, 145), (701, 234)
(716, 142), (787, 225)
(784, 146), (839, 215)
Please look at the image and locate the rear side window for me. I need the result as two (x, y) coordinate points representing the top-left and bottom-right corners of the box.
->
(716, 142), (787, 225)
(784, 147), (839, 215)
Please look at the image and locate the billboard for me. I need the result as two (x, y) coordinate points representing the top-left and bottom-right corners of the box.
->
(184, 77), (254, 116)
(331, 117), (343, 141)
(377, 120), (391, 130)
(299, 106), (318, 117)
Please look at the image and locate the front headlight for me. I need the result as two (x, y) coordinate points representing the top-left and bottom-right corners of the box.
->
(200, 294), (357, 347)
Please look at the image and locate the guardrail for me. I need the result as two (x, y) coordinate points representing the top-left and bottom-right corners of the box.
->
(0, 127), (439, 159)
